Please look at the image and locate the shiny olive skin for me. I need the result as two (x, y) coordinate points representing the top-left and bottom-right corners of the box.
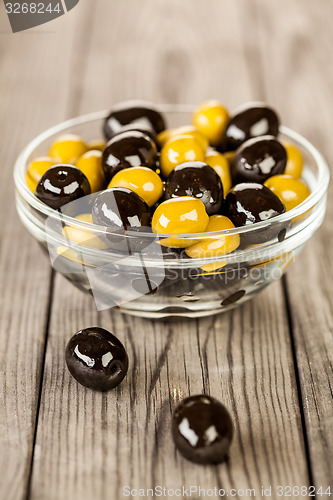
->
(103, 101), (166, 141)
(172, 395), (234, 464)
(92, 187), (151, 231)
(165, 161), (223, 215)
(231, 136), (287, 184)
(65, 327), (128, 391)
(35, 164), (91, 209)
(108, 166), (163, 207)
(225, 183), (286, 226)
(223, 103), (280, 151)
(102, 130), (158, 182)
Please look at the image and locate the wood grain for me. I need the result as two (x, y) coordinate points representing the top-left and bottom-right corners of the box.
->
(0, 4), (94, 500)
(237, 0), (333, 487)
(21, 1), (316, 499)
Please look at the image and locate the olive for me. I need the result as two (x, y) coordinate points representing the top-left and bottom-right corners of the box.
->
(48, 134), (88, 164)
(205, 151), (232, 194)
(172, 395), (234, 464)
(35, 165), (91, 210)
(193, 100), (230, 146)
(102, 130), (158, 182)
(264, 174), (310, 211)
(92, 187), (151, 231)
(283, 143), (304, 178)
(165, 161), (223, 215)
(62, 213), (107, 249)
(65, 327), (128, 391)
(223, 103), (280, 151)
(224, 183), (286, 243)
(185, 215), (240, 260)
(103, 100), (166, 141)
(160, 135), (205, 178)
(158, 125), (208, 152)
(151, 197), (209, 248)
(231, 136), (287, 184)
(26, 156), (58, 193)
(108, 166), (163, 207)
(76, 150), (106, 193)
(225, 182), (286, 226)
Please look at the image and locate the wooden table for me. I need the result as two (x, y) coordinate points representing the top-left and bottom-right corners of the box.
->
(0, 1), (332, 499)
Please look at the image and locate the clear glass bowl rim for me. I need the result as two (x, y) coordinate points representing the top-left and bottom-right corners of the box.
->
(14, 104), (330, 242)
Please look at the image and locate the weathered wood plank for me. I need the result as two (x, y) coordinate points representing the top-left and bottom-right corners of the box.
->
(238, 0), (333, 487)
(0, 4), (94, 500)
(28, 1), (309, 499)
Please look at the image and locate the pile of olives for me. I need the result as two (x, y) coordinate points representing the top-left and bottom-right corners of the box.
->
(27, 99), (311, 261)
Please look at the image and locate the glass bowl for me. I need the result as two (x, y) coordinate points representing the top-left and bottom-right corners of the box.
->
(14, 106), (330, 318)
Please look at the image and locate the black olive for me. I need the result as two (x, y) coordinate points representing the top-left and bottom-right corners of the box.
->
(223, 103), (280, 151)
(65, 327), (128, 391)
(165, 161), (223, 215)
(224, 182), (286, 244)
(92, 187), (151, 231)
(103, 100), (166, 141)
(102, 130), (158, 182)
(172, 395), (234, 464)
(35, 164), (90, 210)
(231, 136), (287, 184)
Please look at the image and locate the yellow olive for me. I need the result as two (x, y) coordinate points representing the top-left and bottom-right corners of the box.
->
(56, 246), (84, 265)
(152, 197), (209, 248)
(193, 100), (229, 146)
(185, 215), (240, 261)
(87, 139), (105, 152)
(25, 156), (58, 192)
(264, 174), (310, 211)
(160, 134), (205, 177)
(76, 150), (105, 193)
(62, 213), (107, 249)
(49, 134), (88, 164)
(205, 151), (232, 194)
(108, 166), (163, 207)
(223, 151), (236, 167)
(283, 143), (304, 178)
(157, 128), (173, 146)
(158, 126), (208, 152)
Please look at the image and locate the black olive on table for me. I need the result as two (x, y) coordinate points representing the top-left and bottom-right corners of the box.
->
(65, 327), (128, 391)
(172, 395), (234, 464)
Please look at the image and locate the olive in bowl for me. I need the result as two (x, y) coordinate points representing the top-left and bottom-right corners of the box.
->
(223, 102), (280, 151)
(35, 164), (91, 210)
(231, 136), (287, 185)
(103, 100), (166, 141)
(165, 161), (223, 215)
(224, 182), (287, 244)
(102, 130), (158, 182)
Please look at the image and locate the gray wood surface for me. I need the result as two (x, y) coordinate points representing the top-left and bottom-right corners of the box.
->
(0, 1), (332, 499)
